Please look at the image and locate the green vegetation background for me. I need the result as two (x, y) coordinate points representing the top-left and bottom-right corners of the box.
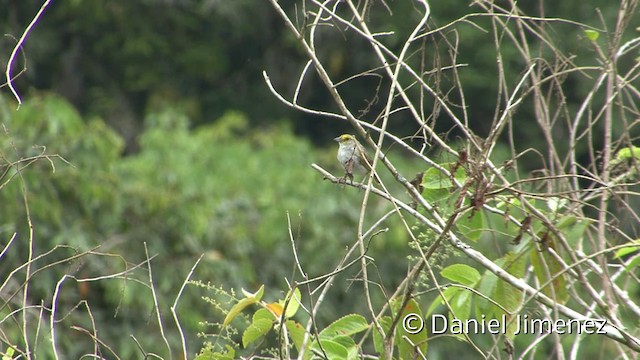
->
(0, 1), (630, 358)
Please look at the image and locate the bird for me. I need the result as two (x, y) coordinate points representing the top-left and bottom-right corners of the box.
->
(334, 134), (380, 184)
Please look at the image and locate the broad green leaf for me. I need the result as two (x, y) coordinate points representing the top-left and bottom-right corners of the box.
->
(428, 287), (472, 336)
(312, 336), (359, 360)
(496, 254), (526, 310)
(455, 210), (485, 242)
(471, 254), (527, 339)
(474, 270), (500, 318)
(286, 320), (307, 352)
(346, 343), (360, 360)
(242, 318), (273, 348)
(253, 308), (276, 322)
(312, 339), (348, 360)
(394, 298), (428, 359)
(421, 164), (465, 190)
(556, 215), (576, 229)
(242, 310), (277, 348)
(223, 285), (264, 326)
(320, 314), (369, 339)
(530, 241), (569, 304)
(441, 264), (481, 286)
(421, 188), (452, 203)
(559, 217), (590, 248)
(330, 334), (355, 347)
(452, 289), (472, 320)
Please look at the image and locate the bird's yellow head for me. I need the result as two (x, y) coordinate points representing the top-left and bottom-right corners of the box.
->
(333, 134), (357, 144)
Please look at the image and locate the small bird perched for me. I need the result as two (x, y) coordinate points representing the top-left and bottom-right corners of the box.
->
(334, 134), (380, 184)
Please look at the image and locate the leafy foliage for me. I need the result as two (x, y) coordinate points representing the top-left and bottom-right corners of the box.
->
(0, 93), (414, 357)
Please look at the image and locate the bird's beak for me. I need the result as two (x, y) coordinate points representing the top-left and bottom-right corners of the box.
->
(333, 136), (341, 142)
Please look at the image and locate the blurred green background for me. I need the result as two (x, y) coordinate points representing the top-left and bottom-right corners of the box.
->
(0, 0), (633, 358)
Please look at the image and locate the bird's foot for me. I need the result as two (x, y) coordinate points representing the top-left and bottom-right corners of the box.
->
(338, 173), (354, 184)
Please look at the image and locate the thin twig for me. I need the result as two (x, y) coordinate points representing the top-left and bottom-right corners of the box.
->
(171, 255), (203, 360)
(5, 0), (53, 107)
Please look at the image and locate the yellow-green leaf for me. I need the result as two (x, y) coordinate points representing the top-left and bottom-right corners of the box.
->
(282, 287), (302, 319)
(584, 29), (599, 41)
(223, 285), (264, 326)
(614, 239), (640, 259)
(615, 146), (640, 161)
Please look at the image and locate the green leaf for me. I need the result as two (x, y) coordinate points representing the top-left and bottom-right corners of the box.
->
(426, 287), (460, 316)
(195, 345), (235, 360)
(427, 287), (472, 334)
(615, 146), (640, 161)
(421, 188), (452, 203)
(241, 286), (265, 300)
(286, 320), (307, 352)
(584, 29), (599, 41)
(421, 164), (466, 189)
(346, 343), (360, 360)
(624, 255), (640, 271)
(320, 314), (369, 339)
(495, 195), (522, 208)
(494, 255), (526, 314)
(242, 309), (277, 348)
(530, 241), (569, 304)
(242, 318), (273, 348)
(223, 285), (264, 326)
(329, 335), (358, 360)
(452, 289), (472, 320)
(441, 264), (481, 286)
(556, 215), (576, 228)
(281, 287), (302, 319)
(559, 217), (589, 248)
(3, 347), (15, 360)
(253, 308), (276, 322)
(455, 210), (485, 242)
(316, 315), (368, 359)
(372, 316), (391, 356)
(312, 339), (349, 360)
(394, 298), (428, 359)
(468, 253), (527, 339)
(614, 239), (640, 259)
(474, 270), (500, 318)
